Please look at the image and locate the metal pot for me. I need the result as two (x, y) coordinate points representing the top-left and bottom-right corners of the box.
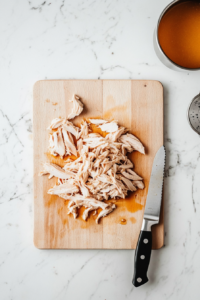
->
(153, 0), (200, 72)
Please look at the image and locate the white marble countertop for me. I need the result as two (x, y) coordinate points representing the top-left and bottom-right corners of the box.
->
(1, 0), (200, 299)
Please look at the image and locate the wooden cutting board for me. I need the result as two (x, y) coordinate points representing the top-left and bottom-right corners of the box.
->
(33, 80), (164, 249)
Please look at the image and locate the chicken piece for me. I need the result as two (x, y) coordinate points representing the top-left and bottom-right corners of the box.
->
(87, 181), (107, 194)
(83, 136), (104, 143)
(106, 127), (127, 142)
(77, 156), (90, 183)
(80, 145), (89, 156)
(118, 162), (134, 169)
(87, 133), (102, 138)
(89, 119), (108, 125)
(67, 196), (114, 222)
(100, 184), (116, 193)
(77, 139), (83, 153)
(111, 177), (127, 195)
(96, 204), (116, 224)
(98, 174), (113, 184)
(63, 161), (81, 172)
(58, 178), (78, 187)
(92, 152), (109, 169)
(121, 170), (143, 181)
(109, 188), (127, 199)
(102, 161), (113, 173)
(99, 150), (110, 159)
(121, 177), (137, 192)
(47, 117), (64, 130)
(49, 129), (66, 158)
(121, 144), (127, 155)
(67, 201), (79, 219)
(118, 133), (145, 154)
(93, 147), (100, 157)
(85, 139), (108, 150)
(79, 121), (90, 138)
(132, 180), (145, 189)
(122, 143), (133, 154)
(62, 128), (77, 156)
(66, 196), (108, 209)
(99, 121), (118, 133)
(68, 94), (84, 120)
(80, 184), (90, 197)
(48, 183), (79, 195)
(82, 206), (96, 221)
(39, 162), (75, 179)
(62, 121), (80, 139)
(49, 134), (55, 154)
(88, 152), (96, 161)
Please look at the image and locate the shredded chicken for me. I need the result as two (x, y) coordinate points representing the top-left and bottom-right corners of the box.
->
(96, 204), (116, 223)
(62, 121), (80, 139)
(89, 119), (108, 125)
(106, 127), (127, 142)
(99, 121), (118, 133)
(62, 128), (77, 156)
(118, 133), (145, 154)
(47, 118), (80, 157)
(39, 95), (145, 223)
(49, 130), (66, 158)
(47, 118), (64, 130)
(68, 94), (84, 120)
(39, 162), (75, 179)
(48, 183), (79, 195)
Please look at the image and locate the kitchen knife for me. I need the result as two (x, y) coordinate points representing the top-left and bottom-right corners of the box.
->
(132, 146), (165, 287)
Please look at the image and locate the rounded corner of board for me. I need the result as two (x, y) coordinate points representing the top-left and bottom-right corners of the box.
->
(153, 80), (164, 92)
(33, 80), (42, 93)
(33, 237), (43, 249)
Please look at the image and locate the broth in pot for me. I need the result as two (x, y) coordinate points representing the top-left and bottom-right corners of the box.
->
(158, 0), (200, 69)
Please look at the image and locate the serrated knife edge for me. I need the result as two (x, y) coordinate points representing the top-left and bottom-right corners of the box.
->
(143, 145), (166, 225)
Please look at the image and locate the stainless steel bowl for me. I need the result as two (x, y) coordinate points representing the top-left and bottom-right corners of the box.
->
(187, 93), (200, 135)
(153, 0), (200, 72)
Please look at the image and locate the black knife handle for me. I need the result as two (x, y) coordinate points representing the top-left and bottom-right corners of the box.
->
(132, 230), (152, 287)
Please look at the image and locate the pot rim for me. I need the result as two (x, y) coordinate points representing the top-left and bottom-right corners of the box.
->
(155, 0), (200, 72)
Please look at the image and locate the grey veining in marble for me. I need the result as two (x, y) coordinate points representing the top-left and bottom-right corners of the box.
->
(0, 0), (200, 299)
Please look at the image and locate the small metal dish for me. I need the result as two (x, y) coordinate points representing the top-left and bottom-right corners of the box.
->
(153, 0), (200, 72)
(187, 93), (200, 135)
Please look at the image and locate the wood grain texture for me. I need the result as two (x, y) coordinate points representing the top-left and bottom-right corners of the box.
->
(33, 80), (164, 249)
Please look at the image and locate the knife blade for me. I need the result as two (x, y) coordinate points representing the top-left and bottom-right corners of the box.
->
(132, 146), (165, 287)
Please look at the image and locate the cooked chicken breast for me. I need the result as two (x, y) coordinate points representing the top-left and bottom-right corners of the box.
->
(121, 176), (137, 192)
(68, 94), (84, 120)
(62, 128), (77, 156)
(89, 119), (108, 125)
(106, 127), (127, 142)
(79, 121), (90, 138)
(48, 183), (79, 195)
(132, 180), (145, 189)
(47, 117), (64, 130)
(62, 121), (80, 139)
(96, 204), (116, 224)
(49, 130), (66, 158)
(39, 162), (74, 179)
(121, 170), (143, 181)
(118, 133), (145, 154)
(99, 121), (118, 133)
